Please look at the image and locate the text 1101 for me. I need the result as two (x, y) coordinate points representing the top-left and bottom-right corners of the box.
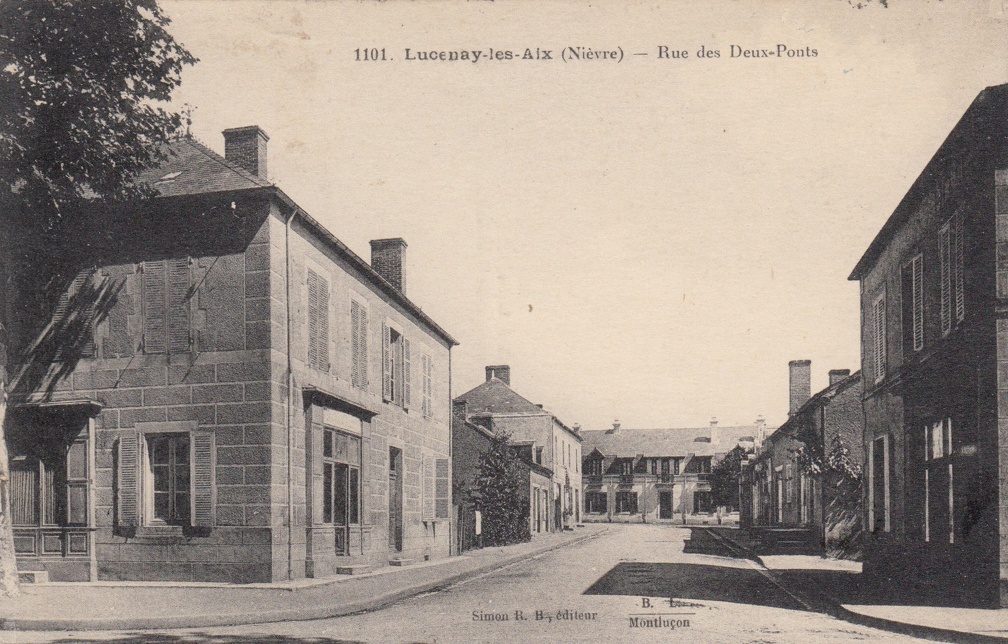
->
(355, 48), (387, 61)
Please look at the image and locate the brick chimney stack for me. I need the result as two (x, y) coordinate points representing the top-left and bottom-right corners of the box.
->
(789, 360), (812, 417)
(606, 420), (621, 435)
(829, 369), (851, 387)
(485, 365), (510, 386)
(369, 238), (407, 293)
(222, 126), (269, 179)
(452, 400), (468, 424)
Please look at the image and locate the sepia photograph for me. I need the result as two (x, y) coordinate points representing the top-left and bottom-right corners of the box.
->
(1, 0), (1008, 641)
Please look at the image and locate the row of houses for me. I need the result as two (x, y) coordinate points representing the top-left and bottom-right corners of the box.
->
(739, 83), (1008, 608)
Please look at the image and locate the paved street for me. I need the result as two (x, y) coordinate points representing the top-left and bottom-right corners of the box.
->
(5, 524), (930, 644)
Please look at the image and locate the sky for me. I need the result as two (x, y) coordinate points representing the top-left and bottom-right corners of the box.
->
(160, 0), (1008, 431)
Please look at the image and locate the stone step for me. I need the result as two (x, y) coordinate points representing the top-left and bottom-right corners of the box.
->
(335, 564), (372, 575)
(18, 570), (49, 584)
(388, 558), (416, 567)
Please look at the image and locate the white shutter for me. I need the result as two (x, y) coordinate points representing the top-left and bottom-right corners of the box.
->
(191, 430), (216, 527)
(116, 430), (141, 528)
(912, 254), (924, 352)
(422, 454), (435, 520)
(954, 211), (965, 322)
(939, 222), (951, 335)
(402, 337), (411, 410)
(435, 458), (450, 519)
(382, 322), (392, 402)
(873, 294), (886, 383)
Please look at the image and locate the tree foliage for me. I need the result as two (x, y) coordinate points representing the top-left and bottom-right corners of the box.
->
(710, 444), (751, 511)
(0, 0), (197, 231)
(475, 432), (531, 547)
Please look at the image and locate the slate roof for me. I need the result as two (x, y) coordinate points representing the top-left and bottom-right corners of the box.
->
(849, 83), (1008, 281)
(581, 424), (760, 459)
(454, 377), (581, 440)
(136, 137), (271, 197)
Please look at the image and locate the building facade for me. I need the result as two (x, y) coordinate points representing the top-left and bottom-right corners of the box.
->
(453, 365), (582, 531)
(740, 362), (864, 556)
(4, 127), (456, 582)
(581, 419), (765, 523)
(849, 84), (1008, 606)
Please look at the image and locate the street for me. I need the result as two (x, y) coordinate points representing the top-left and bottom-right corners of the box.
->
(6, 524), (929, 644)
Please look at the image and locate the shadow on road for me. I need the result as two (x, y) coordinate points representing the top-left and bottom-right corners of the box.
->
(42, 634), (363, 644)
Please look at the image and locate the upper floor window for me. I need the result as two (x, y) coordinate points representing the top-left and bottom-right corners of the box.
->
(940, 212), (966, 336)
(141, 258), (192, 355)
(307, 269), (330, 371)
(901, 254), (924, 355)
(420, 353), (434, 418)
(382, 322), (410, 409)
(350, 299), (368, 389)
(620, 460), (632, 476)
(872, 291), (886, 384)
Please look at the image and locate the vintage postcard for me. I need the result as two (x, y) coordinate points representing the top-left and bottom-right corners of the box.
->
(1, 0), (1007, 642)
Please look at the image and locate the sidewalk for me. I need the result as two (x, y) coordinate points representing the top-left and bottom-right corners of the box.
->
(702, 527), (1008, 642)
(0, 525), (606, 632)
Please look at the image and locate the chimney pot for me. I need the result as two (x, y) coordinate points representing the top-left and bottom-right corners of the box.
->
(789, 360), (812, 416)
(369, 238), (408, 293)
(710, 416), (718, 427)
(485, 365), (510, 386)
(828, 369), (851, 386)
(222, 126), (269, 179)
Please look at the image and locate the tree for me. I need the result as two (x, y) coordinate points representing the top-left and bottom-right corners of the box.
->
(710, 445), (751, 511)
(0, 0), (195, 596)
(474, 432), (531, 547)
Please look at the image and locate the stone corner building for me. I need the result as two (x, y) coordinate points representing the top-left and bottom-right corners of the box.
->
(849, 83), (1008, 606)
(5, 127), (456, 582)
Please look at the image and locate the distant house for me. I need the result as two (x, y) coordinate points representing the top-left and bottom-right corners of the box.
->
(740, 361), (863, 556)
(5, 127), (456, 582)
(454, 365), (581, 531)
(580, 418), (766, 523)
(451, 401), (552, 551)
(849, 84), (1008, 606)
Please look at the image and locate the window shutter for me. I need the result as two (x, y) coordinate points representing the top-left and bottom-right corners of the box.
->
(307, 270), (320, 369)
(939, 223), (951, 335)
(168, 257), (191, 354)
(55, 270), (96, 358)
(403, 337), (411, 410)
(873, 295), (886, 383)
(116, 430), (140, 528)
(955, 211), (965, 322)
(191, 430), (215, 527)
(359, 307), (368, 388)
(435, 458), (450, 519)
(142, 260), (167, 354)
(912, 254), (924, 352)
(422, 454), (435, 520)
(351, 301), (362, 387)
(382, 322), (392, 402)
(318, 275), (330, 371)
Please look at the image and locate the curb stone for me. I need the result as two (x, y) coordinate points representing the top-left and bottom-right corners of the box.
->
(1, 528), (606, 632)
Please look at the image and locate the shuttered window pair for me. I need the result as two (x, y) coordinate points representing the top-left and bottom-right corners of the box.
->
(141, 258), (192, 355)
(939, 212), (966, 336)
(382, 323), (410, 408)
(116, 429), (215, 528)
(350, 300), (368, 389)
(307, 269), (330, 372)
(421, 454), (450, 521)
(420, 354), (433, 418)
(53, 269), (96, 359)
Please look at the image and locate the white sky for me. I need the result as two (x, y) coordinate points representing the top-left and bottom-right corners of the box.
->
(161, 0), (1008, 431)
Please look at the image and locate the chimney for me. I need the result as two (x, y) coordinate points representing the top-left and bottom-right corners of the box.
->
(789, 360), (812, 416)
(452, 400), (468, 424)
(222, 126), (269, 179)
(710, 416), (718, 427)
(369, 238), (407, 293)
(829, 369), (851, 386)
(485, 365), (511, 386)
(606, 420), (621, 434)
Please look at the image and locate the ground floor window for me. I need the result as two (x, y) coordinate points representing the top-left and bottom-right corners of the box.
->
(870, 434), (891, 533)
(146, 433), (191, 526)
(322, 428), (361, 526)
(923, 418), (954, 544)
(10, 427), (88, 528)
(586, 491), (607, 513)
(615, 491), (638, 514)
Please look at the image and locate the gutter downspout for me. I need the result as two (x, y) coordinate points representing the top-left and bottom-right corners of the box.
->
(285, 207), (297, 581)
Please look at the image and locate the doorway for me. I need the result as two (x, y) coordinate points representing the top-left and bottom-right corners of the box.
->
(388, 447), (403, 552)
(659, 491), (673, 519)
